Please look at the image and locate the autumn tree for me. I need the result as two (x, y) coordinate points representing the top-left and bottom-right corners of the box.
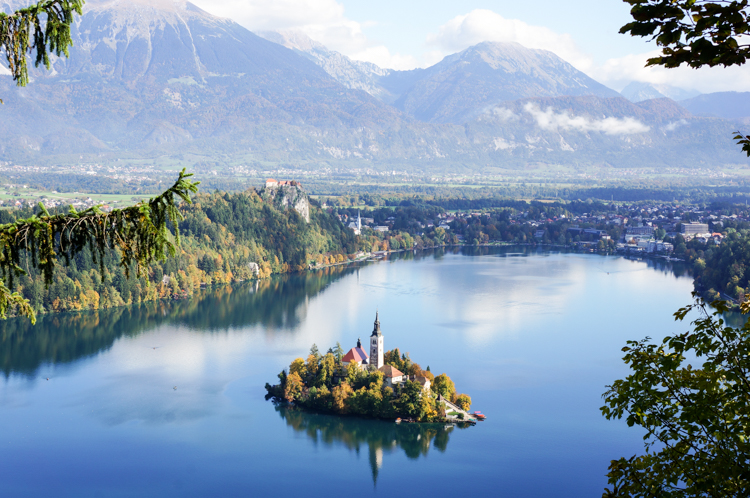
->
(284, 371), (303, 402)
(331, 382), (353, 413)
(289, 358), (306, 378)
(305, 354), (320, 381)
(431, 373), (456, 401)
(455, 394), (472, 412)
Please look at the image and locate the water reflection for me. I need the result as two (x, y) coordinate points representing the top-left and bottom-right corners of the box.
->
(275, 404), (468, 485)
(0, 247), (691, 378)
(0, 266), (357, 377)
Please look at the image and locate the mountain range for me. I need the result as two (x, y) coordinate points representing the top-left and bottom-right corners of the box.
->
(0, 0), (747, 171)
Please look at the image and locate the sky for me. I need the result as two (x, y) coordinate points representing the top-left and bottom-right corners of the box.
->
(189, 0), (750, 93)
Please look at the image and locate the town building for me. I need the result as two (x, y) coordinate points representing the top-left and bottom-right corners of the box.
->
(681, 222), (709, 236)
(626, 226), (654, 236)
(265, 178), (299, 188)
(348, 211), (362, 236)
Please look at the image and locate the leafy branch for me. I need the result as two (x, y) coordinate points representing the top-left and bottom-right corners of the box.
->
(621, 0), (750, 68)
(0, 169), (199, 323)
(0, 0), (84, 101)
(734, 131), (750, 156)
(601, 295), (750, 496)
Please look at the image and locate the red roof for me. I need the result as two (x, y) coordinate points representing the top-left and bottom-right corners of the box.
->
(343, 347), (369, 364)
(378, 365), (403, 378)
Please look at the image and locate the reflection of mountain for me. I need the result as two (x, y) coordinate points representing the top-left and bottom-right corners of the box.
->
(0, 266), (356, 377)
(276, 404), (465, 485)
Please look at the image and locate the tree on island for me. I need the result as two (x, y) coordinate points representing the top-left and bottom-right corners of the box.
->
(0, 1), (200, 323)
(266, 345), (472, 421)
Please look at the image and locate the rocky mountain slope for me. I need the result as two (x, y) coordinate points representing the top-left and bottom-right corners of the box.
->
(0, 0), (746, 170)
(257, 30), (396, 102)
(387, 42), (621, 124)
(261, 33), (623, 124)
(0, 0), (414, 157)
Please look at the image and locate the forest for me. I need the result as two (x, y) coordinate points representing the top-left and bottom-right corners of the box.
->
(1, 187), (359, 317)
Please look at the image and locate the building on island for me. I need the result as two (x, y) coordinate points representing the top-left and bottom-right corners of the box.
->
(342, 338), (369, 368)
(369, 311), (384, 369)
(378, 365), (403, 388)
(412, 375), (431, 393)
(340, 313), (432, 393)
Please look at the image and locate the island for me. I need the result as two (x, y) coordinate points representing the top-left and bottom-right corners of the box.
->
(265, 313), (478, 423)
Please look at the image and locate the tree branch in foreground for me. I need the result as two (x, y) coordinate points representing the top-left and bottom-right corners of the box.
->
(0, 0), (84, 102)
(0, 169), (199, 324)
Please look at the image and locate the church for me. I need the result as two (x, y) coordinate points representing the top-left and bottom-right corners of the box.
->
(339, 312), (430, 392)
(342, 312), (384, 370)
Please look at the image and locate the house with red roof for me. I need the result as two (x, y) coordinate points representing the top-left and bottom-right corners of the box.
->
(378, 365), (403, 388)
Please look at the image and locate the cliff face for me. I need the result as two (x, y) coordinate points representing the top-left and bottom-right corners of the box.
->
(261, 184), (310, 223)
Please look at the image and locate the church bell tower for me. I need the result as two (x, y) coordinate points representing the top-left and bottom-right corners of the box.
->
(370, 312), (384, 370)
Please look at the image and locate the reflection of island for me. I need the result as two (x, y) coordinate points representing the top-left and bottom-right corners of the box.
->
(275, 404), (468, 485)
(0, 266), (357, 377)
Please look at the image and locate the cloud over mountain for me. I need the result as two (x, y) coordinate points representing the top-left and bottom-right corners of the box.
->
(523, 103), (651, 135)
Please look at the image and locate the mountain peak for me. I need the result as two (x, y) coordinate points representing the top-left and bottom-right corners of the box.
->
(389, 40), (620, 123)
(257, 30), (326, 53)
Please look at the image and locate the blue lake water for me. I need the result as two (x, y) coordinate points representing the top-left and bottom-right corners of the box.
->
(0, 247), (695, 496)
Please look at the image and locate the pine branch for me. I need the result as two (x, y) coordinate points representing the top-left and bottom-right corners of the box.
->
(0, 0), (84, 102)
(0, 169), (200, 323)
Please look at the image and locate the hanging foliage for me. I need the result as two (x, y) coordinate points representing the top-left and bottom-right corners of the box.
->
(0, 0), (84, 101)
(0, 169), (199, 323)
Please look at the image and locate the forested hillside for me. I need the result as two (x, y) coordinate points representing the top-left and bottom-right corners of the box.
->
(4, 188), (357, 317)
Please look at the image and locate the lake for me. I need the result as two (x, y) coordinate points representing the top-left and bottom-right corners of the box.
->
(0, 247), (695, 497)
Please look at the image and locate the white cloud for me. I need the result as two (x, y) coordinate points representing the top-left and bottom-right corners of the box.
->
(490, 107), (518, 122)
(346, 46), (420, 71)
(591, 50), (750, 94)
(190, 0), (415, 69)
(426, 9), (594, 72)
(523, 103), (650, 135)
(663, 120), (688, 132)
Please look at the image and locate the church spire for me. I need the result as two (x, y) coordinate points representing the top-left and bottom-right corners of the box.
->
(371, 311), (381, 337)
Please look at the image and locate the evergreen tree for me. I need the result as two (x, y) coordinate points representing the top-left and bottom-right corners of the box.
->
(0, 2), (200, 323)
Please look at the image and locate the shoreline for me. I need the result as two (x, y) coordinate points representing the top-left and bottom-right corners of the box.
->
(9, 243), (691, 322)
